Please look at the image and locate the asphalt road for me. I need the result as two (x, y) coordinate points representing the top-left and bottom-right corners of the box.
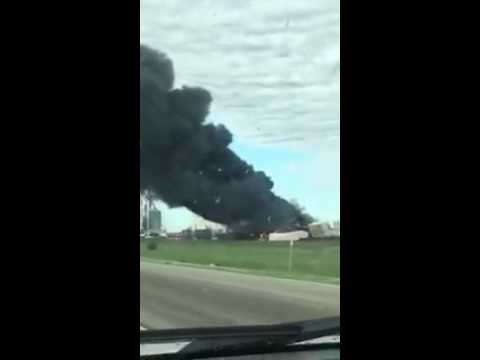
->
(140, 260), (340, 330)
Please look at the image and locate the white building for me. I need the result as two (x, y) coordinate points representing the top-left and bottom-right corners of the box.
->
(191, 213), (226, 232)
(309, 221), (340, 238)
(268, 230), (309, 241)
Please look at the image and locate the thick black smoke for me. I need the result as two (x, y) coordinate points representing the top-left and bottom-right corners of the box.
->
(140, 45), (301, 234)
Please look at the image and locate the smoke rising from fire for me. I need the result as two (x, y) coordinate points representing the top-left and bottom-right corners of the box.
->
(140, 45), (301, 233)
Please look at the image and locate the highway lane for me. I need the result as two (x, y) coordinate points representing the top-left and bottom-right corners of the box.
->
(140, 260), (340, 330)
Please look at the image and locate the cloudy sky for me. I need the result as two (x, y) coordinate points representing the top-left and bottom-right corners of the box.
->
(141, 0), (339, 231)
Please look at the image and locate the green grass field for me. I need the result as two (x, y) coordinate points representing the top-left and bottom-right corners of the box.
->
(140, 239), (340, 284)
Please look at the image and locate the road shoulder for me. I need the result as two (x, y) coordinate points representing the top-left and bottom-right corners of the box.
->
(140, 257), (340, 286)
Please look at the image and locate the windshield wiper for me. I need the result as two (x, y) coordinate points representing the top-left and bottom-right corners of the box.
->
(140, 316), (340, 359)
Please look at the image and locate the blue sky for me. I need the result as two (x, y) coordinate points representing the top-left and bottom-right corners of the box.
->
(155, 136), (340, 232)
(142, 0), (340, 232)
(230, 139), (340, 220)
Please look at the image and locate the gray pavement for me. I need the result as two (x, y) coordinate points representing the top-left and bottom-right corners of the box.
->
(140, 260), (340, 330)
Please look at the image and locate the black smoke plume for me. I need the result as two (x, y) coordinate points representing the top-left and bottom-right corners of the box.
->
(140, 45), (302, 234)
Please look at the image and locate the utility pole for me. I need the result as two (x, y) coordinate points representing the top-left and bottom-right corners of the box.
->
(288, 239), (294, 273)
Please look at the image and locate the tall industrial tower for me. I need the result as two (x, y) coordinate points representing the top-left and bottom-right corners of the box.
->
(140, 190), (162, 233)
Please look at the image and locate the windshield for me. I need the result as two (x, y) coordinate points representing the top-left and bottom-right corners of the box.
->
(140, 0), (339, 332)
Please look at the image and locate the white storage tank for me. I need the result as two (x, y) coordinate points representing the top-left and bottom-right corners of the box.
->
(268, 230), (309, 241)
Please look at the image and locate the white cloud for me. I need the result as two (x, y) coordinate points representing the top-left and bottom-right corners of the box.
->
(141, 1), (340, 229)
(141, 0), (339, 148)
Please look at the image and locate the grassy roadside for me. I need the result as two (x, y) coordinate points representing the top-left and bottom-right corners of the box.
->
(140, 239), (340, 284)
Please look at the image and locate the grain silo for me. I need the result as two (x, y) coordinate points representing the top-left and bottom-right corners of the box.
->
(148, 209), (162, 232)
